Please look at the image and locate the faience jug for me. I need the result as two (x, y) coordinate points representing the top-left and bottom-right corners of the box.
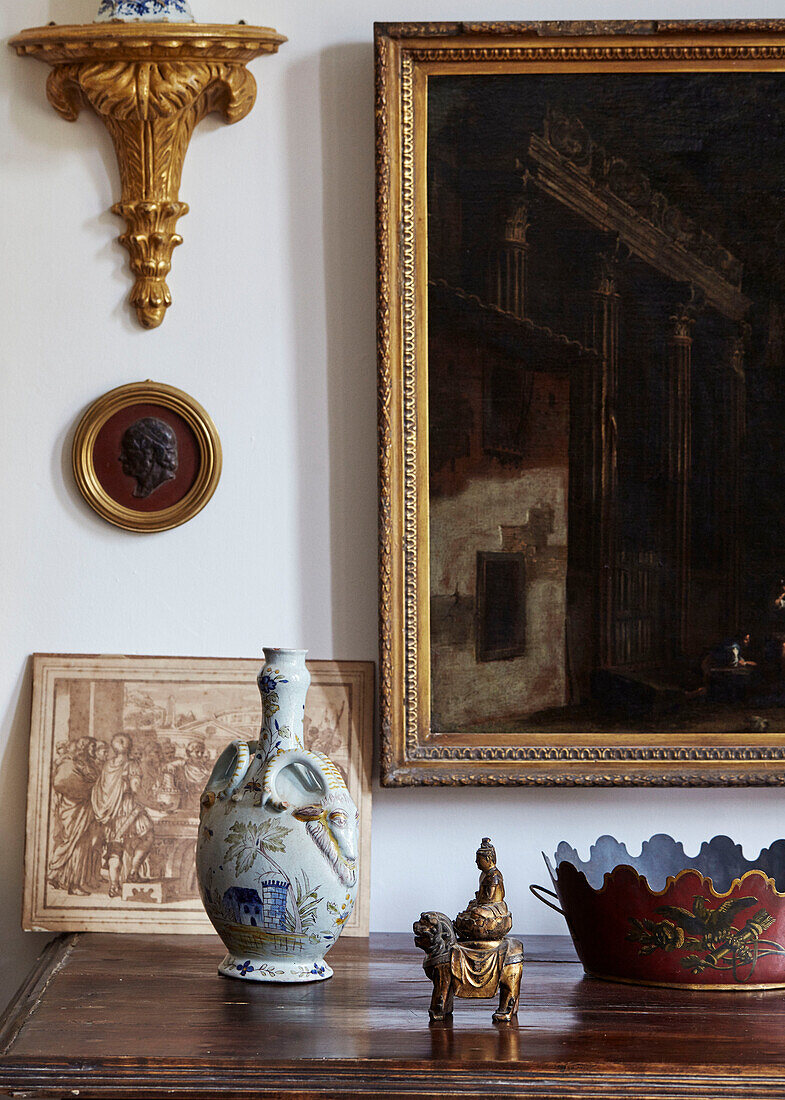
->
(94, 0), (195, 23)
(196, 649), (359, 982)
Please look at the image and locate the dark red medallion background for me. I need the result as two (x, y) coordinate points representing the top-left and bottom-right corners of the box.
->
(92, 403), (200, 513)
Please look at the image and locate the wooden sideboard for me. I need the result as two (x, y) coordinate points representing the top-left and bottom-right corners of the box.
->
(3, 931), (785, 1098)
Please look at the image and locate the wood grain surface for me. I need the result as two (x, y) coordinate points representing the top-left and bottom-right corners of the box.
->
(3, 932), (785, 1097)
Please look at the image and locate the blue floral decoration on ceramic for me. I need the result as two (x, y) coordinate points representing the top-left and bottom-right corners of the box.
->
(309, 964), (326, 977)
(259, 672), (288, 694)
(236, 960), (255, 976)
(96, 0), (194, 22)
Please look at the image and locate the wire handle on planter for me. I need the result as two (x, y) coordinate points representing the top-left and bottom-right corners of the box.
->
(529, 883), (564, 915)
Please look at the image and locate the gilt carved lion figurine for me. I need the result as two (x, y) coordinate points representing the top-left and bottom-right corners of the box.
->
(413, 911), (523, 1022)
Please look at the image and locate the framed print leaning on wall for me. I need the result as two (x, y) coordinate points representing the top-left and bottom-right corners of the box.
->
(24, 655), (373, 935)
(377, 19), (785, 786)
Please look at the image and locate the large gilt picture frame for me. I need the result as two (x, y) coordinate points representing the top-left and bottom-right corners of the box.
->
(24, 654), (373, 935)
(377, 20), (785, 786)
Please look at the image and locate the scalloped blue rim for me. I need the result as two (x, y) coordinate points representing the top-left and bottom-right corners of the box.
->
(547, 834), (785, 893)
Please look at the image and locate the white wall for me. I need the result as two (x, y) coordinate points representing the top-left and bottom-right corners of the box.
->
(2, 0), (784, 1010)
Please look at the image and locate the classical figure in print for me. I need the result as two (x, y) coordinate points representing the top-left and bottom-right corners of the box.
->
(91, 733), (155, 897)
(48, 737), (101, 895)
(161, 739), (212, 808)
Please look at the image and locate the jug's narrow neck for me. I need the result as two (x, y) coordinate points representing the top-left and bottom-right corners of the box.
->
(257, 648), (309, 759)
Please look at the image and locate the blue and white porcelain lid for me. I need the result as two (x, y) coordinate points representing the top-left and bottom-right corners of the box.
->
(94, 0), (195, 23)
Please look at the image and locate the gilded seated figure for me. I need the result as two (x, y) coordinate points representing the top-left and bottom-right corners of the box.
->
(454, 837), (513, 942)
(413, 838), (523, 1022)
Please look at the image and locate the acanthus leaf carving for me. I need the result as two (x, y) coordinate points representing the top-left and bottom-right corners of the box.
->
(45, 65), (85, 122)
(12, 23), (285, 328)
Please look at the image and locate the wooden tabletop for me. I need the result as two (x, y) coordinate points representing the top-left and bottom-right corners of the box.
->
(3, 932), (785, 1097)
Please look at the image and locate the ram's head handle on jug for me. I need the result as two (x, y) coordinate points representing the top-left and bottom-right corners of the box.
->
(260, 748), (359, 887)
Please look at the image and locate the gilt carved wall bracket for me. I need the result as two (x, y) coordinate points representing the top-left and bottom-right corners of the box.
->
(10, 23), (286, 328)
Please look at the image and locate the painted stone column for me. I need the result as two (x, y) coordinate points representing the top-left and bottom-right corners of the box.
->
(487, 200), (529, 318)
(721, 328), (747, 633)
(566, 249), (620, 697)
(591, 253), (620, 669)
(665, 303), (695, 658)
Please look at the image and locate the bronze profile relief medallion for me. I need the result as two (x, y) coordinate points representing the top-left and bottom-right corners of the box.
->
(119, 417), (179, 499)
(72, 381), (222, 532)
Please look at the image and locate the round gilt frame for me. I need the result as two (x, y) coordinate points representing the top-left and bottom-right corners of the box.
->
(72, 381), (222, 533)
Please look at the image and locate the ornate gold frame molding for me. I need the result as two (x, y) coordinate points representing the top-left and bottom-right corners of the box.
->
(376, 19), (785, 787)
(11, 22), (286, 328)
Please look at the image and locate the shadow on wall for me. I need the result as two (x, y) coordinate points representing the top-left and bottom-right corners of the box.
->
(320, 43), (378, 661)
(11, 0), (143, 334)
(48, 0), (99, 22)
(56, 393), (116, 534)
(0, 659), (52, 1009)
(283, 43), (379, 660)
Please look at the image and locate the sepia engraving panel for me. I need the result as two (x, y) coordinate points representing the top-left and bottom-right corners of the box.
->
(24, 655), (373, 935)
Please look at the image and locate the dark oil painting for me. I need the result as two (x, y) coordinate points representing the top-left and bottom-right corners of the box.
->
(427, 71), (785, 738)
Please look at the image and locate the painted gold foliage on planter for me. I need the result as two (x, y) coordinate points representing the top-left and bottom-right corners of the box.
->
(628, 895), (785, 981)
(11, 23), (285, 328)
